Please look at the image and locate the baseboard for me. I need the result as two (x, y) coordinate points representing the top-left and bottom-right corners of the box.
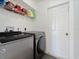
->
(44, 51), (64, 59)
(44, 51), (57, 59)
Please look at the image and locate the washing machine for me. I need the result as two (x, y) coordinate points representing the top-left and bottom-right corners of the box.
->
(27, 31), (46, 59)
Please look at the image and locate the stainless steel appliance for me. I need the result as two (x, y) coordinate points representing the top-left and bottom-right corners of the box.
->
(27, 31), (46, 59)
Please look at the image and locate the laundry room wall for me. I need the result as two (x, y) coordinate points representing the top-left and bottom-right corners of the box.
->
(0, 0), (36, 32)
(21, 0), (36, 9)
(74, 0), (79, 59)
(0, 8), (34, 32)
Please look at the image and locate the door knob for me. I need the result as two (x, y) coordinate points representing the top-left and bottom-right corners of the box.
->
(66, 33), (69, 36)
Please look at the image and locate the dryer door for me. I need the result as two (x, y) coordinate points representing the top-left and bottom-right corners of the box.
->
(37, 36), (46, 54)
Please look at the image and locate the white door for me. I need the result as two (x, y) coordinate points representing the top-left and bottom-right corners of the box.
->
(48, 3), (70, 59)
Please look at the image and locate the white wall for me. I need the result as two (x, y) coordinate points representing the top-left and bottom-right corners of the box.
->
(74, 0), (79, 59)
(0, 0), (37, 32)
(0, 8), (33, 32)
(22, 0), (36, 9)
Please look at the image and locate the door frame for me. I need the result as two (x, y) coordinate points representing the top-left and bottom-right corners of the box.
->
(47, 2), (71, 59)
(48, 2), (69, 9)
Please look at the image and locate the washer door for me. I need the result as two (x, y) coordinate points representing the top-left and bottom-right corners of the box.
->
(37, 36), (46, 54)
